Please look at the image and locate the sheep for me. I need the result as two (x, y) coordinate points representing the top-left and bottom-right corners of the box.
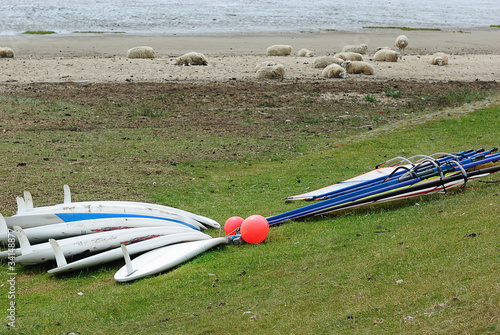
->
(373, 49), (402, 62)
(254, 60), (278, 72)
(0, 47), (15, 58)
(267, 45), (292, 56)
(376, 46), (392, 52)
(126, 46), (155, 59)
(313, 56), (344, 68)
(341, 44), (368, 54)
(297, 48), (314, 57)
(395, 35), (409, 55)
(321, 63), (347, 79)
(255, 64), (285, 80)
(341, 61), (375, 75)
(334, 52), (363, 61)
(430, 52), (449, 66)
(173, 51), (208, 66)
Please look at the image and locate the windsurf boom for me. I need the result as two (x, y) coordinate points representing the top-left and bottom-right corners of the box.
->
(285, 148), (494, 202)
(268, 148), (499, 225)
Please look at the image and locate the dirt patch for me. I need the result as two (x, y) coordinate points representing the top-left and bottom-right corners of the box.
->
(2, 80), (498, 138)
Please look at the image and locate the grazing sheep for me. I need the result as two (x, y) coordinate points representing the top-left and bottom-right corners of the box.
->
(321, 64), (347, 79)
(255, 64), (285, 80)
(395, 35), (409, 55)
(0, 47), (15, 58)
(341, 61), (375, 75)
(313, 56), (344, 68)
(373, 49), (402, 62)
(430, 52), (449, 66)
(254, 60), (277, 72)
(342, 44), (368, 54)
(127, 46), (155, 59)
(297, 48), (314, 57)
(334, 52), (363, 61)
(173, 51), (208, 66)
(267, 45), (292, 56)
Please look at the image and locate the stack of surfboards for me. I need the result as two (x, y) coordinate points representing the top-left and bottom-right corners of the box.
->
(0, 185), (227, 282)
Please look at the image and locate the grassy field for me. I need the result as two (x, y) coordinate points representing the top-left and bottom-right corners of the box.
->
(0, 82), (498, 334)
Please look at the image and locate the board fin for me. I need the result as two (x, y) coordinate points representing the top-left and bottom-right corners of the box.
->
(23, 191), (34, 210)
(16, 196), (27, 214)
(120, 244), (136, 276)
(49, 239), (67, 267)
(63, 185), (71, 204)
(13, 226), (33, 255)
(0, 214), (8, 239)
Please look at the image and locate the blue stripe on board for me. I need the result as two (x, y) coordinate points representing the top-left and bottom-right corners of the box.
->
(55, 213), (199, 231)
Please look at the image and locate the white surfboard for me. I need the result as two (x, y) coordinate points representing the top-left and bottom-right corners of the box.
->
(7, 208), (207, 231)
(48, 231), (212, 274)
(6, 225), (194, 265)
(1, 216), (202, 243)
(114, 237), (229, 282)
(14, 185), (220, 229)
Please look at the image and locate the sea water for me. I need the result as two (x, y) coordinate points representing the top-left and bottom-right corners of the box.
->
(0, 0), (498, 36)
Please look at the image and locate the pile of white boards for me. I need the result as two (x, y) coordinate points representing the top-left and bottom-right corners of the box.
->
(1, 185), (227, 282)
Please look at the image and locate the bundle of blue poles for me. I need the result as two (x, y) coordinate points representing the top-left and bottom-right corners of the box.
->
(266, 147), (499, 226)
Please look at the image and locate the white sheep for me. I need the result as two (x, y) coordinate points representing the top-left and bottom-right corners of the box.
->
(429, 52), (449, 66)
(297, 48), (314, 57)
(395, 35), (409, 55)
(0, 47), (15, 58)
(127, 46), (155, 59)
(321, 64), (347, 79)
(334, 52), (363, 61)
(255, 64), (285, 80)
(313, 56), (344, 68)
(376, 46), (392, 52)
(267, 45), (292, 56)
(173, 51), (208, 66)
(255, 60), (278, 72)
(342, 44), (368, 54)
(373, 49), (402, 62)
(341, 61), (375, 75)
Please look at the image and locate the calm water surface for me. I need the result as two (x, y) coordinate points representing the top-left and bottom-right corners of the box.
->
(1, 0), (498, 36)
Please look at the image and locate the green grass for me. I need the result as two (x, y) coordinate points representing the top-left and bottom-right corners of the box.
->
(0, 87), (498, 334)
(490, 25), (500, 28)
(363, 26), (442, 31)
(436, 88), (488, 105)
(364, 94), (377, 103)
(22, 30), (56, 35)
(384, 88), (402, 98)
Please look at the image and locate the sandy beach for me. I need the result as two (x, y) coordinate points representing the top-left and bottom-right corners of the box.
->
(0, 29), (499, 85)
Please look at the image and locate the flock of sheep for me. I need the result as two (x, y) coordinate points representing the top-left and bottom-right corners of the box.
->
(253, 35), (448, 80)
(0, 34), (449, 81)
(122, 34), (448, 81)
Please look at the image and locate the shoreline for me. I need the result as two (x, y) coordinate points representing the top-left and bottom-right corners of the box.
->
(0, 29), (499, 85)
(2, 28), (500, 57)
